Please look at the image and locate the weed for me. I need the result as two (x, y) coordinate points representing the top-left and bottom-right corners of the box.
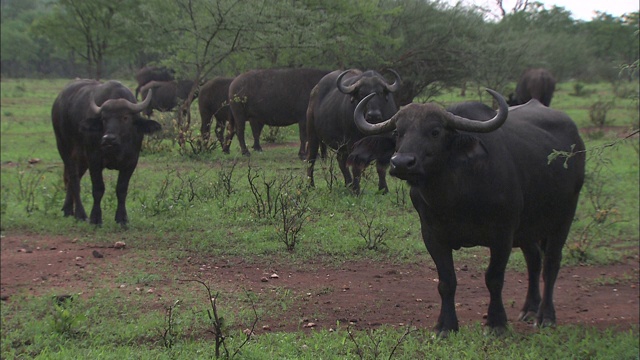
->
(262, 126), (284, 143)
(179, 279), (257, 359)
(358, 209), (389, 251)
(567, 151), (626, 264)
(159, 300), (181, 349)
(50, 295), (85, 337)
(589, 98), (615, 130)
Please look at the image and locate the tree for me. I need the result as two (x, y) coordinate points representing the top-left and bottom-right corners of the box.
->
(31, 0), (143, 79)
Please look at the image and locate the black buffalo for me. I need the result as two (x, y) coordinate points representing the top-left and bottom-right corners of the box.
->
(508, 68), (556, 107)
(347, 101), (496, 170)
(139, 79), (195, 117)
(354, 90), (585, 336)
(134, 66), (175, 100)
(198, 77), (234, 144)
(226, 68), (330, 158)
(52, 79), (162, 226)
(306, 69), (400, 194)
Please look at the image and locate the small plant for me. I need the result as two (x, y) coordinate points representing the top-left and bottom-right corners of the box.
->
(179, 279), (257, 359)
(567, 151), (625, 264)
(589, 99), (615, 130)
(50, 295), (85, 336)
(159, 300), (181, 349)
(393, 183), (407, 207)
(275, 184), (312, 251)
(357, 210), (389, 251)
(319, 148), (339, 192)
(573, 82), (586, 97)
(262, 126), (283, 143)
(346, 323), (416, 360)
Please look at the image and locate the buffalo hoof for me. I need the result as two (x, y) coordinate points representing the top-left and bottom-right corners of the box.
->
(241, 150), (251, 157)
(518, 310), (537, 323)
(433, 329), (452, 339)
(534, 318), (556, 328)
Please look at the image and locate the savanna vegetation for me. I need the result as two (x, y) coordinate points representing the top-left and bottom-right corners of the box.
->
(1, 0), (639, 358)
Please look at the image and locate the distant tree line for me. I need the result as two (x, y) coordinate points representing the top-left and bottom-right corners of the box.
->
(1, 0), (638, 100)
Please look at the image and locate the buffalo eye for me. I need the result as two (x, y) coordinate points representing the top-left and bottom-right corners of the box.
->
(430, 129), (441, 138)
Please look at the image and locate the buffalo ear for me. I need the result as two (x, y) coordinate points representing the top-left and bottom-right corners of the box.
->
(449, 134), (487, 162)
(136, 118), (162, 134)
(79, 116), (103, 134)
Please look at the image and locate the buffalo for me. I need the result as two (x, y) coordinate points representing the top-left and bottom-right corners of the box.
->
(347, 101), (497, 170)
(134, 66), (175, 100)
(306, 69), (400, 194)
(225, 68), (330, 158)
(139, 79), (195, 117)
(198, 77), (234, 144)
(354, 90), (585, 336)
(52, 79), (162, 226)
(508, 68), (556, 107)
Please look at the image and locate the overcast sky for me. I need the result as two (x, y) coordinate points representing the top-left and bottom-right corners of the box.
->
(444, 0), (639, 21)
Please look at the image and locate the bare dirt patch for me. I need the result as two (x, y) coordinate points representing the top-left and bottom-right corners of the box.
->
(1, 234), (638, 334)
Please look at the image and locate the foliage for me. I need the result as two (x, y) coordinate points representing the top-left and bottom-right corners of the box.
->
(2, 0), (639, 90)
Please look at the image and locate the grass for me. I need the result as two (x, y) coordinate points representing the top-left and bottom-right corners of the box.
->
(1, 78), (638, 358)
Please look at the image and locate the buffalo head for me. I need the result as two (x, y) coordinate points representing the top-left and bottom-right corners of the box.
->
(337, 69), (400, 124)
(85, 89), (160, 156)
(354, 89), (508, 185)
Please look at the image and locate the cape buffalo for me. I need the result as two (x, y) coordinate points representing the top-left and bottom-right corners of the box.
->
(134, 66), (175, 100)
(198, 77), (234, 144)
(508, 68), (556, 107)
(347, 101), (496, 170)
(354, 90), (585, 336)
(306, 69), (400, 194)
(52, 79), (162, 226)
(225, 68), (330, 158)
(139, 79), (195, 117)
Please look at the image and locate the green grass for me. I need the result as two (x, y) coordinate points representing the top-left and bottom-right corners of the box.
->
(1, 78), (638, 359)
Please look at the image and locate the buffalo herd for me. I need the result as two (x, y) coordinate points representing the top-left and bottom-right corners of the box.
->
(52, 66), (585, 335)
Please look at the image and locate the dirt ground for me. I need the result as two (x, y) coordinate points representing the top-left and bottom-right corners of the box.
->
(1, 234), (638, 335)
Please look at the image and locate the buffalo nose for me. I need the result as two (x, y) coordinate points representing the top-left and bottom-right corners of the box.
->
(101, 134), (118, 146)
(391, 153), (416, 171)
(366, 110), (383, 123)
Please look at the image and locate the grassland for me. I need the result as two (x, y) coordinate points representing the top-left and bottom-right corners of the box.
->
(1, 78), (638, 359)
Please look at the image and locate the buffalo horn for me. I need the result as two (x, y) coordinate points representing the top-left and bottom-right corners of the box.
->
(89, 89), (153, 115)
(354, 93), (398, 135)
(446, 89), (508, 133)
(337, 70), (361, 94)
(384, 69), (401, 93)
(126, 88), (153, 113)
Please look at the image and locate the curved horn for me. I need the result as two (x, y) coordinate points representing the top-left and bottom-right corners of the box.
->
(126, 88), (153, 113)
(383, 69), (401, 93)
(447, 88), (508, 133)
(89, 94), (101, 115)
(354, 93), (398, 135)
(337, 70), (361, 94)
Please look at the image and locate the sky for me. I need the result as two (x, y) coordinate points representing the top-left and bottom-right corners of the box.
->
(444, 0), (639, 21)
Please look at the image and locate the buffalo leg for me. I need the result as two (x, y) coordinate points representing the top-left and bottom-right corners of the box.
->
(88, 164), (105, 225)
(232, 114), (250, 156)
(484, 239), (512, 333)
(375, 162), (389, 194)
(297, 120), (307, 160)
(306, 132), (321, 188)
(337, 150), (354, 190)
(63, 158), (88, 221)
(222, 118), (236, 154)
(250, 120), (264, 152)
(538, 226), (570, 327)
(426, 240), (458, 335)
(518, 240), (542, 322)
(114, 168), (134, 226)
